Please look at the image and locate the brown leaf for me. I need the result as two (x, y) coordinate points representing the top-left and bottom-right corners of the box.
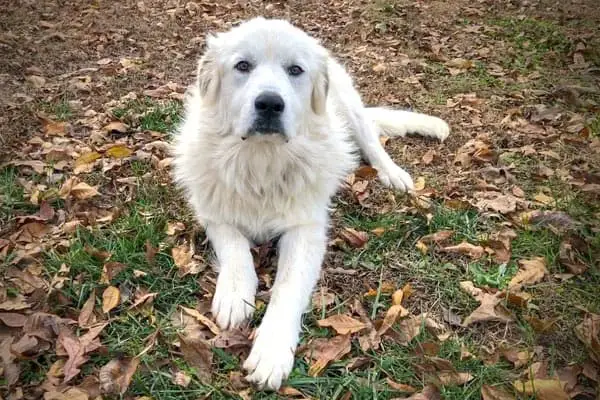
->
(419, 230), (454, 245)
(339, 228), (369, 248)
(509, 257), (548, 289)
(45, 388), (90, 400)
(210, 328), (251, 349)
(460, 281), (513, 326)
(441, 241), (486, 259)
(41, 117), (68, 136)
(436, 371), (474, 386)
(483, 227), (517, 264)
(422, 149), (436, 165)
(99, 357), (140, 395)
(306, 335), (351, 376)
(0, 312), (28, 327)
(317, 314), (367, 335)
(354, 165), (378, 180)
(166, 221), (186, 235)
(474, 192), (518, 214)
(353, 299), (381, 352)
(501, 348), (532, 368)
(378, 304), (409, 336)
(559, 239), (587, 275)
(387, 314), (427, 345)
(103, 122), (128, 134)
(392, 289), (404, 306)
(179, 333), (213, 383)
(102, 286), (120, 313)
(0, 337), (20, 386)
(0, 294), (30, 311)
(534, 192), (555, 206)
(180, 306), (221, 335)
(312, 287), (336, 311)
(404, 385), (441, 400)
(386, 378), (417, 393)
(172, 244), (204, 277)
(574, 313), (600, 363)
(60, 332), (88, 383)
(78, 289), (96, 328)
(481, 385), (516, 400)
(99, 262), (127, 285)
(512, 379), (569, 400)
(60, 178), (99, 200)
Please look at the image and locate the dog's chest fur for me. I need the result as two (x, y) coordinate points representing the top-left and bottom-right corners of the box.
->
(174, 115), (357, 241)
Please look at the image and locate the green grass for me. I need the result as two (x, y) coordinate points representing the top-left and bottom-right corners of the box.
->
(39, 98), (73, 121)
(112, 98), (183, 133)
(0, 167), (35, 226)
(489, 17), (571, 70)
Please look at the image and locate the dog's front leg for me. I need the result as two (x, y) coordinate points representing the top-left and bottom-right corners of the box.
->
(244, 224), (326, 390)
(207, 223), (258, 330)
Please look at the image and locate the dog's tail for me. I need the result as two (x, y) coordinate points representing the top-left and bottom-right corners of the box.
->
(364, 107), (450, 142)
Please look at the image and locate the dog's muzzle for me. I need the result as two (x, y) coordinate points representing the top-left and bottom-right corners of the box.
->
(244, 91), (286, 139)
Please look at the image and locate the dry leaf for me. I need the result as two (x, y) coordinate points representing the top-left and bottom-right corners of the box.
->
(378, 304), (409, 336)
(312, 288), (336, 311)
(481, 385), (516, 400)
(460, 281), (513, 326)
(60, 333), (88, 383)
(475, 192), (518, 214)
(392, 289), (404, 306)
(441, 241), (486, 259)
(102, 286), (120, 313)
(171, 244), (203, 277)
(180, 306), (221, 335)
(106, 145), (133, 159)
(306, 335), (352, 376)
(419, 230), (454, 245)
(414, 176), (426, 191)
(99, 357), (140, 395)
(78, 289), (96, 328)
(178, 333), (213, 383)
(317, 314), (367, 335)
(100, 262), (127, 284)
(172, 370), (192, 387)
(103, 122), (128, 134)
(422, 149), (436, 165)
(534, 192), (555, 206)
(513, 379), (569, 400)
(166, 221), (186, 235)
(339, 228), (369, 248)
(354, 165), (378, 180)
(386, 378), (417, 393)
(509, 257), (548, 289)
(404, 384), (441, 400)
(574, 313), (600, 363)
(437, 371), (474, 386)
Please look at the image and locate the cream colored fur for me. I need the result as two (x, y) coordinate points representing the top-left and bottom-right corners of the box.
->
(172, 17), (450, 390)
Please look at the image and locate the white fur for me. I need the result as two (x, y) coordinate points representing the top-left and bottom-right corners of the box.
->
(172, 17), (450, 390)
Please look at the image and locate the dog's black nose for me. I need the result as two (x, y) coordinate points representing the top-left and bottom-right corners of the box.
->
(255, 92), (285, 115)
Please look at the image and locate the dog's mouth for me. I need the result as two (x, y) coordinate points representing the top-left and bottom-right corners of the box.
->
(242, 117), (286, 140)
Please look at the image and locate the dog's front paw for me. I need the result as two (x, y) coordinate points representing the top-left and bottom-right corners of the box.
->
(212, 271), (257, 330)
(422, 116), (450, 142)
(243, 326), (296, 391)
(376, 163), (414, 192)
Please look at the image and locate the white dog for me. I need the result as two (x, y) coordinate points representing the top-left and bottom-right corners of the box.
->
(173, 17), (449, 390)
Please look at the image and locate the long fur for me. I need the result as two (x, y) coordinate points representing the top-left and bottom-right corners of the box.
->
(172, 17), (450, 390)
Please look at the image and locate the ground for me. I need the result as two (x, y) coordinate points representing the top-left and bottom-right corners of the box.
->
(1, 0), (599, 399)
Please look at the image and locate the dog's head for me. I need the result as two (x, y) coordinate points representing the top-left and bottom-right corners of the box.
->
(196, 17), (329, 141)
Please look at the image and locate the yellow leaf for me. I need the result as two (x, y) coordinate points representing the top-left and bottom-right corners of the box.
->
(71, 182), (99, 200)
(509, 257), (548, 289)
(75, 151), (102, 166)
(102, 286), (121, 313)
(534, 192), (554, 205)
(392, 289), (404, 306)
(106, 145), (133, 159)
(378, 304), (409, 335)
(317, 314), (367, 335)
(414, 176), (426, 191)
(416, 240), (428, 254)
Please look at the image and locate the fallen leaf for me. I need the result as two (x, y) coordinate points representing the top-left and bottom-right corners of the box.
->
(481, 384), (516, 400)
(339, 228), (369, 248)
(354, 165), (378, 180)
(306, 335), (351, 376)
(436, 371), (474, 386)
(0, 294), (30, 311)
(166, 221), (186, 235)
(178, 333), (213, 383)
(100, 262), (127, 284)
(534, 192), (555, 206)
(171, 244), (204, 277)
(474, 192), (518, 214)
(441, 241), (486, 259)
(422, 150), (436, 165)
(61, 180), (99, 200)
(509, 257), (548, 289)
(103, 122), (128, 134)
(513, 379), (569, 400)
(559, 239), (587, 275)
(317, 314), (367, 335)
(501, 348), (533, 368)
(312, 288), (336, 311)
(99, 357), (140, 395)
(419, 230), (454, 245)
(404, 384), (441, 400)
(378, 304), (409, 335)
(106, 145), (133, 159)
(460, 281), (513, 326)
(0, 337), (20, 385)
(180, 306), (221, 335)
(78, 289), (97, 328)
(353, 299), (381, 352)
(392, 289), (404, 306)
(0, 312), (28, 327)
(102, 286), (120, 313)
(574, 313), (600, 363)
(414, 176), (426, 191)
(210, 328), (251, 349)
(386, 378), (417, 393)
(59, 332), (88, 383)
(41, 117), (68, 136)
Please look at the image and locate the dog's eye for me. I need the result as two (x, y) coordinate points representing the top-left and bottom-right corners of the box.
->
(234, 61), (252, 73)
(288, 65), (304, 76)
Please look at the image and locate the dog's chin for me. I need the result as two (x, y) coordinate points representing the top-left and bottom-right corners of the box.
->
(242, 121), (288, 142)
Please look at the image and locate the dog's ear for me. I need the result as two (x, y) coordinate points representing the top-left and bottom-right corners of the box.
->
(311, 59), (329, 115)
(196, 36), (221, 105)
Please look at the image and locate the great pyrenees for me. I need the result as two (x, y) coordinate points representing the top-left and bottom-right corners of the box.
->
(173, 17), (449, 390)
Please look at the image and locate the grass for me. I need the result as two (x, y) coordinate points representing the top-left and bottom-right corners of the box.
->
(112, 98), (183, 133)
(39, 98), (73, 121)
